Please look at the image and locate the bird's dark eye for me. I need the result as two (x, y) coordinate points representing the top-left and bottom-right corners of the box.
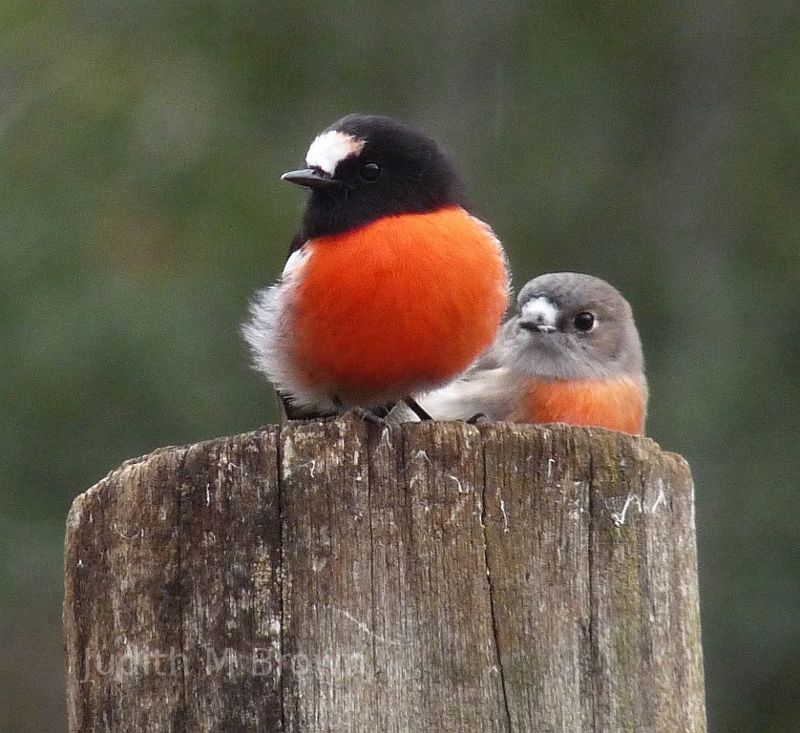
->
(359, 162), (381, 182)
(574, 312), (595, 332)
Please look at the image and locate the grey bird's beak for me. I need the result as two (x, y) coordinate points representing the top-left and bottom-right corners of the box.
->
(519, 321), (557, 334)
(281, 168), (343, 190)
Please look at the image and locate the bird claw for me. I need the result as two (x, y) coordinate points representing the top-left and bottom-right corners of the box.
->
(466, 413), (489, 425)
(348, 407), (389, 427)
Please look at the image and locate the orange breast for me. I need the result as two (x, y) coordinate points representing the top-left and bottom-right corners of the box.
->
(513, 377), (646, 435)
(289, 207), (508, 402)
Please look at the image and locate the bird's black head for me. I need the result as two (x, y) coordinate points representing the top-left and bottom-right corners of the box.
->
(282, 114), (469, 238)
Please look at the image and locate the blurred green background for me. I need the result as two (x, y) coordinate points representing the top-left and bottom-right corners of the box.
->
(1, 2), (798, 730)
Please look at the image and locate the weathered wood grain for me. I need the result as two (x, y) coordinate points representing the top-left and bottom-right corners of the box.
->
(64, 418), (705, 732)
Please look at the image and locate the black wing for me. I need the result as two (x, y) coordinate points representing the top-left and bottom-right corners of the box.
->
(276, 390), (338, 423)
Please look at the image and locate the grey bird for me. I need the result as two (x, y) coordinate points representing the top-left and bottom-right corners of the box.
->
(411, 272), (648, 435)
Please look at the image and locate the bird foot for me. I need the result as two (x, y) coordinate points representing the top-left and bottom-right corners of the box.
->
(348, 406), (389, 427)
(403, 396), (433, 421)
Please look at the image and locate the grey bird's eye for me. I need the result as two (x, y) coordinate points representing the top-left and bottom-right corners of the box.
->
(359, 162), (381, 182)
(574, 312), (595, 332)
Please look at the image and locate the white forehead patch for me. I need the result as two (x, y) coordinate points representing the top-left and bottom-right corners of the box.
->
(305, 130), (365, 175)
(520, 297), (559, 328)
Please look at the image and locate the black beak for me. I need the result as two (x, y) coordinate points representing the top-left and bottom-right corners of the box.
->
(281, 168), (343, 191)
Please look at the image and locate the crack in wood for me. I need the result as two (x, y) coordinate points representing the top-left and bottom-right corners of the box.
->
(480, 432), (513, 732)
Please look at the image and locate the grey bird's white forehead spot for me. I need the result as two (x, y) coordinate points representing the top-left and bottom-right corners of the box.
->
(520, 297), (559, 329)
(305, 130), (365, 175)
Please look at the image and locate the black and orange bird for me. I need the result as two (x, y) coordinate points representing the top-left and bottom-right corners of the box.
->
(243, 114), (510, 420)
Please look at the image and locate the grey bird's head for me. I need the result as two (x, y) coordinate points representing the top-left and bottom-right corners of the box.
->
(501, 272), (645, 383)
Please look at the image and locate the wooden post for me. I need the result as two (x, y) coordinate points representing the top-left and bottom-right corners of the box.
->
(63, 417), (706, 732)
